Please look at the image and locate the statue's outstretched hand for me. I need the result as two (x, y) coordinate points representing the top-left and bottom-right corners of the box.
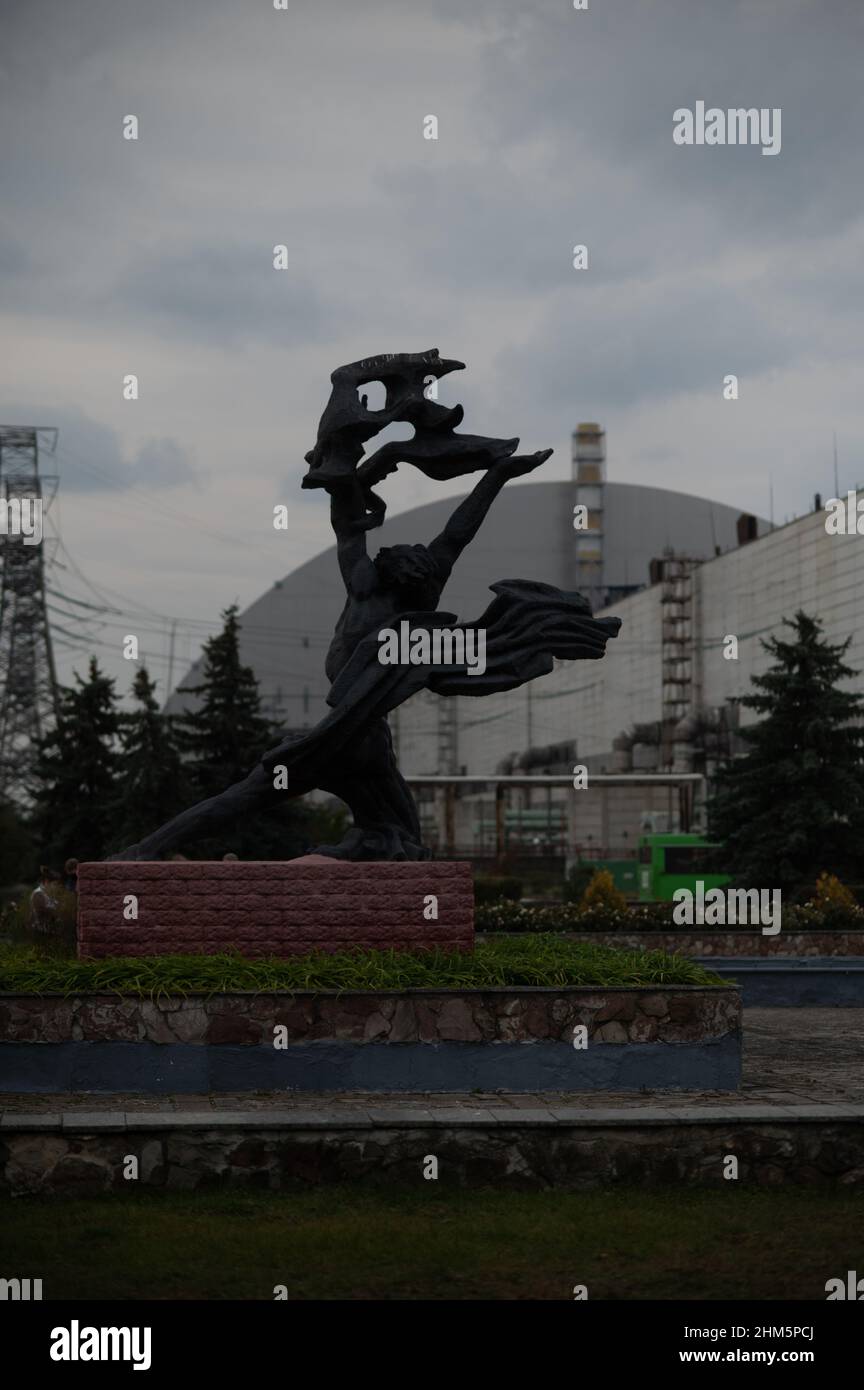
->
(493, 448), (553, 481)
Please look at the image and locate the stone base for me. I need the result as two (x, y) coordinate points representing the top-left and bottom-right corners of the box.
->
(3, 1111), (863, 1194)
(0, 986), (742, 1093)
(77, 860), (474, 958)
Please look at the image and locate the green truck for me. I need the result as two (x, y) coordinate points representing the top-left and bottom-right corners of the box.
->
(637, 833), (729, 903)
(574, 834), (729, 903)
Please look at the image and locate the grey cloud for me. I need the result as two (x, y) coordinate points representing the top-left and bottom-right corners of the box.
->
(0, 405), (197, 493)
(450, 0), (864, 239)
(132, 437), (198, 488)
(497, 278), (800, 417)
(1, 0), (861, 541)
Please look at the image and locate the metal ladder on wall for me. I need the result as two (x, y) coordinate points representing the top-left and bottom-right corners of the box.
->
(659, 553), (700, 766)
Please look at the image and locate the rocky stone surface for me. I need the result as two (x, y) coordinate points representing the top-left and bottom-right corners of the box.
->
(77, 859), (474, 957)
(0, 986), (740, 1046)
(4, 1005), (859, 1110)
(2, 1119), (862, 1194)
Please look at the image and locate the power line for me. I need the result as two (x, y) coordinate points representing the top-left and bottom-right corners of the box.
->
(52, 440), (251, 552)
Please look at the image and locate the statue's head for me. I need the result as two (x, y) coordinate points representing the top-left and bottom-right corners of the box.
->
(373, 544), (440, 607)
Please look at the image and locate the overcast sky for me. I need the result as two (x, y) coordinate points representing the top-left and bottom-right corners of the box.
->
(2, 0), (862, 700)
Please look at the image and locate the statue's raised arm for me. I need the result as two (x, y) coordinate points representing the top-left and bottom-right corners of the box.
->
(429, 448), (553, 582)
(327, 476), (377, 595)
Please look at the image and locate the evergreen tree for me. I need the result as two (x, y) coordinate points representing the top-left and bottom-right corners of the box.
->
(30, 658), (121, 864)
(0, 798), (35, 888)
(174, 605), (309, 857)
(175, 606), (274, 795)
(109, 667), (189, 852)
(708, 611), (864, 896)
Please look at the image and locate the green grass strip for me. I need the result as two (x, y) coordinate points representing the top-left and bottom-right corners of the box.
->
(0, 934), (726, 997)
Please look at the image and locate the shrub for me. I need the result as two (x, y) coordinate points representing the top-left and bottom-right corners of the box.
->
(0, 884), (77, 936)
(473, 875), (523, 904)
(475, 900), (672, 933)
(476, 901), (583, 932)
(563, 862), (596, 904)
(581, 869), (628, 913)
(807, 872), (858, 910)
(783, 901), (864, 932)
(475, 899), (864, 934)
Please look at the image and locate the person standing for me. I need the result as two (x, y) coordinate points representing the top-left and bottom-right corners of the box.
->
(30, 867), (59, 933)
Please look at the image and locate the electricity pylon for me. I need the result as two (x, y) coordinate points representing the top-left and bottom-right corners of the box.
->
(0, 426), (59, 807)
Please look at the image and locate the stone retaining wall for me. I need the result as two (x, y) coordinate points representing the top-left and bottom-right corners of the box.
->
(0, 986), (739, 1045)
(2, 1112), (860, 1194)
(0, 986), (742, 1093)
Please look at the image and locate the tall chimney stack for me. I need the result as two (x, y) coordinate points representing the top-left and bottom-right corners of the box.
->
(572, 422), (606, 605)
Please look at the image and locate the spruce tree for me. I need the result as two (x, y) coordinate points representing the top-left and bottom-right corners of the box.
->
(0, 798), (35, 888)
(110, 667), (189, 852)
(708, 611), (864, 896)
(175, 606), (274, 795)
(174, 605), (309, 857)
(30, 657), (121, 864)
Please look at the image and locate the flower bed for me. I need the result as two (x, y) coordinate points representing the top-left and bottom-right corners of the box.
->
(475, 901), (864, 934)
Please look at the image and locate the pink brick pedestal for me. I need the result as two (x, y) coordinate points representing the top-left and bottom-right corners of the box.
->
(76, 858), (474, 959)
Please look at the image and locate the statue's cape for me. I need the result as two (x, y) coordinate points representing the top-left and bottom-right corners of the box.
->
(261, 579), (620, 782)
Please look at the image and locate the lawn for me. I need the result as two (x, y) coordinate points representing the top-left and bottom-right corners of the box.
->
(0, 934), (725, 994)
(2, 1185), (860, 1300)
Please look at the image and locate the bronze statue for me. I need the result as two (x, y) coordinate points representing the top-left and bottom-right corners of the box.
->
(112, 351), (620, 862)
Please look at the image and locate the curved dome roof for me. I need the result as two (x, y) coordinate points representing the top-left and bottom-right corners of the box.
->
(166, 480), (765, 730)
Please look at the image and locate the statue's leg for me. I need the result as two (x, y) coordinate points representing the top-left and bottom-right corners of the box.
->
(109, 764), (313, 861)
(316, 717), (429, 860)
(108, 719), (426, 863)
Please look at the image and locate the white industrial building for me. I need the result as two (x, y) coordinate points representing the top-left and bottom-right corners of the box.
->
(394, 497), (851, 858)
(168, 426), (856, 860)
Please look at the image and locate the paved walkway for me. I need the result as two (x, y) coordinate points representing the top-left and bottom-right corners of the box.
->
(2, 1009), (862, 1124)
